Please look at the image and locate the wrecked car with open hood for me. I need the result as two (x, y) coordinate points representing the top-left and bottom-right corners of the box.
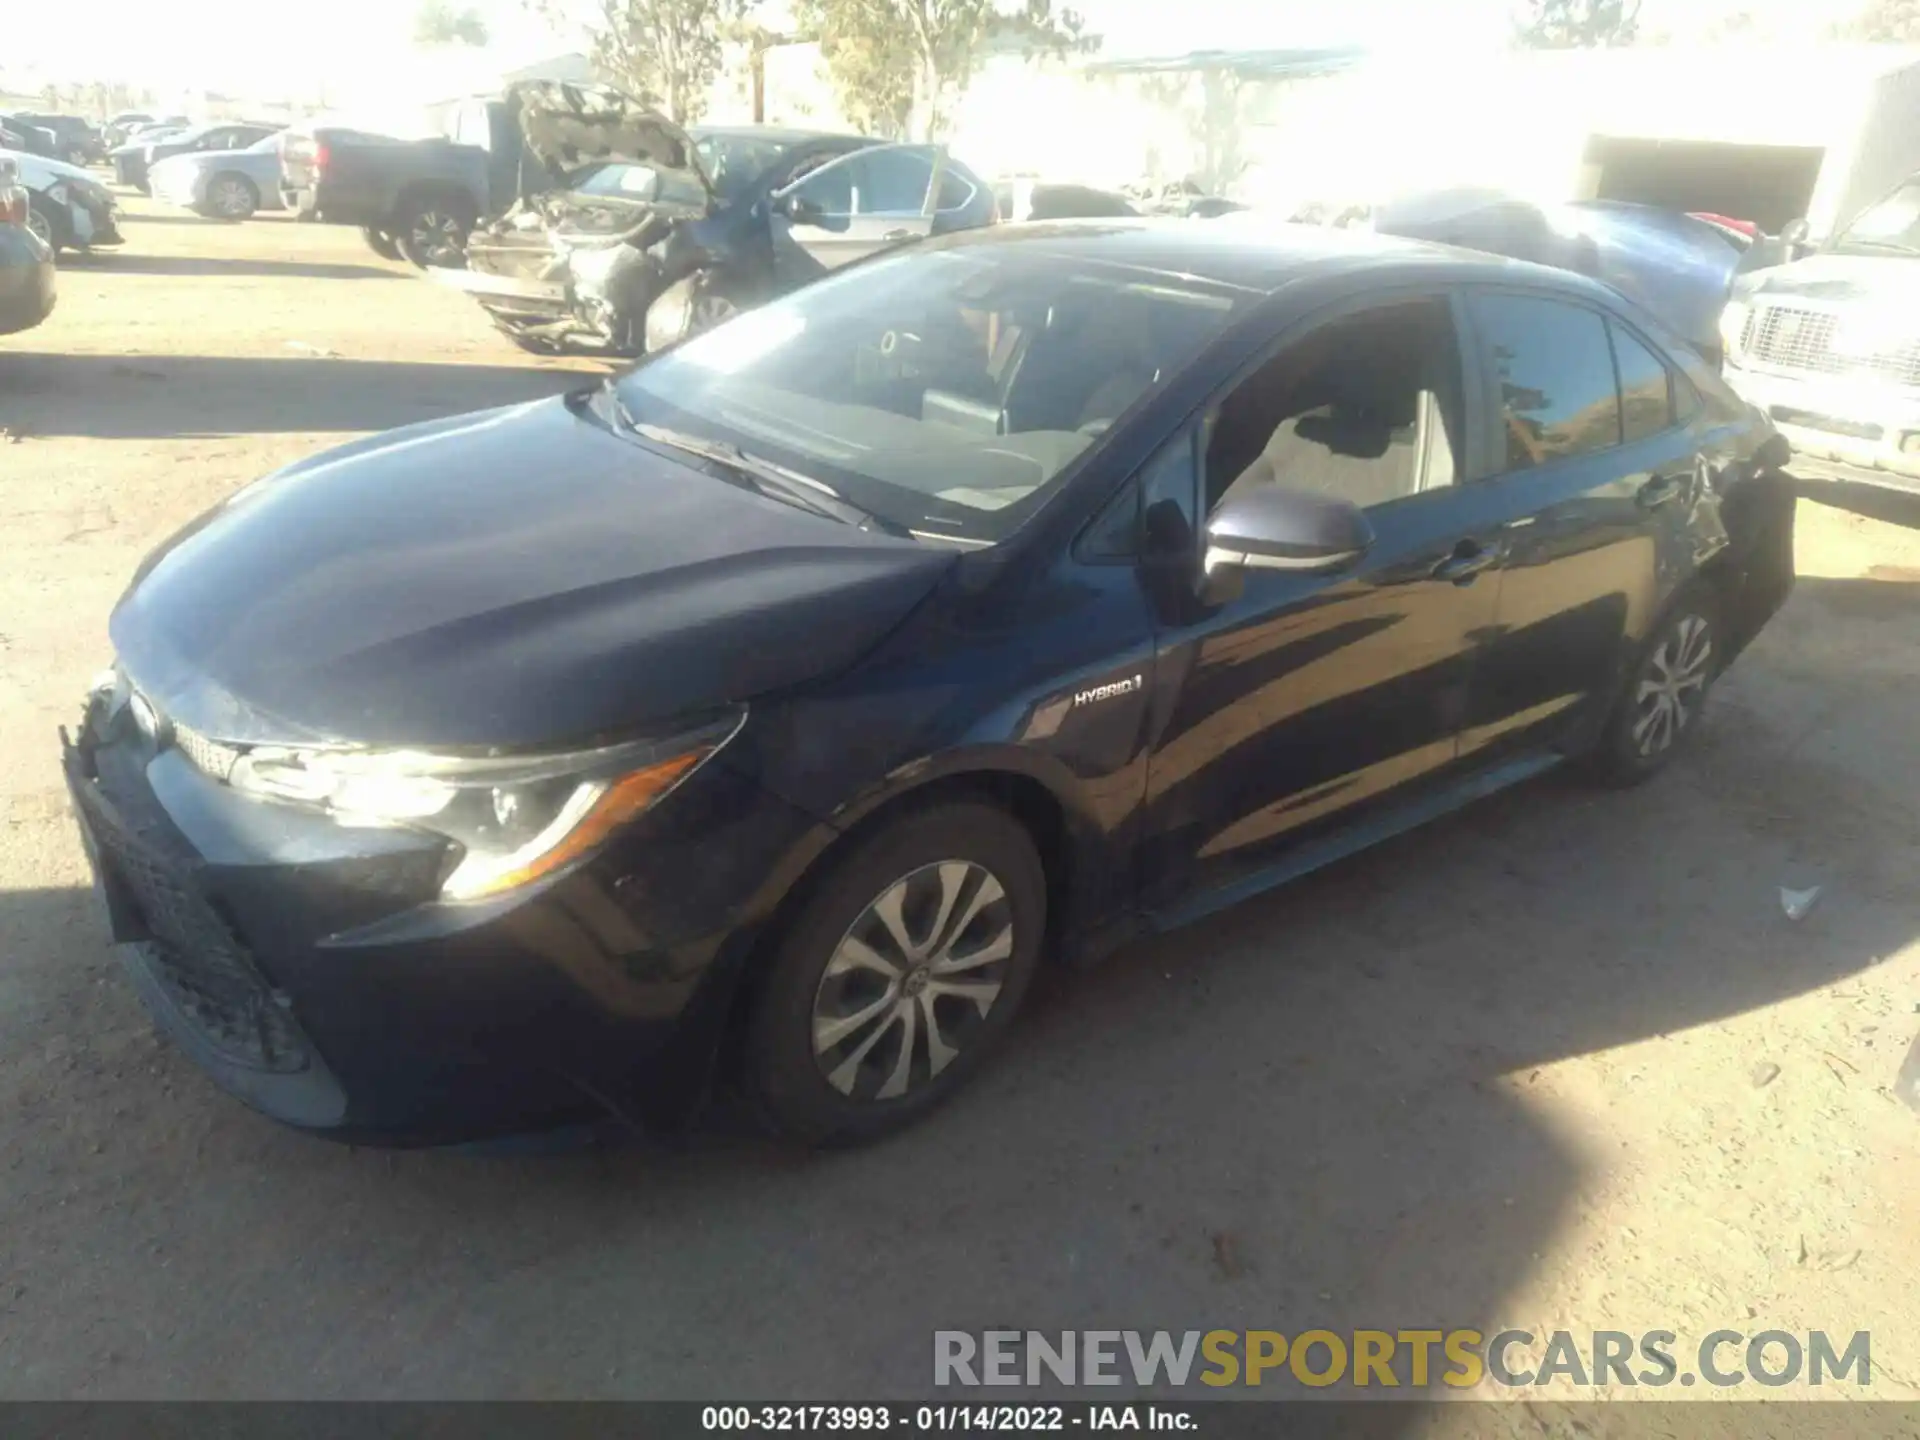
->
(433, 80), (997, 356)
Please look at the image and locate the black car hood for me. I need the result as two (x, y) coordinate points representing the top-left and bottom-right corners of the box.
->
(508, 80), (711, 203)
(110, 394), (955, 750)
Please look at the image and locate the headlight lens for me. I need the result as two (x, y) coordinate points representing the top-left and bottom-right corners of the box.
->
(228, 714), (741, 900)
(1719, 299), (1751, 360)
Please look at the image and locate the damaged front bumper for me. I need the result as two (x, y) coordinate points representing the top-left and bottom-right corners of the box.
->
(63, 187), (125, 250)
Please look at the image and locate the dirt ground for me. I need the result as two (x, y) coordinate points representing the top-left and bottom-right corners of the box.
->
(3, 197), (1920, 1408)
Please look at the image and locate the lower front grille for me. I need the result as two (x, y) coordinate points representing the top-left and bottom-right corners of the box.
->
(74, 774), (311, 1074)
(1746, 304), (1920, 389)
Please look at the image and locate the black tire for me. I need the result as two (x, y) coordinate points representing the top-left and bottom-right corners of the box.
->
(746, 801), (1046, 1146)
(361, 226), (403, 262)
(392, 193), (475, 270)
(25, 195), (64, 253)
(1588, 584), (1722, 787)
(203, 172), (258, 220)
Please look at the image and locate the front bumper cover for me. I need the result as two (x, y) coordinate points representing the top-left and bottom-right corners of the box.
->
(1724, 359), (1920, 495)
(59, 686), (829, 1145)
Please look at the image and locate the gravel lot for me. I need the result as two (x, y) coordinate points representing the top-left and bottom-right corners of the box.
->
(3, 198), (1920, 1404)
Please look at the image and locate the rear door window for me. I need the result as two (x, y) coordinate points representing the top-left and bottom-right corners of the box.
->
(1471, 292), (1622, 470)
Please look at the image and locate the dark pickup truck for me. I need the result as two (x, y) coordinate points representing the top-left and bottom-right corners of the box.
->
(279, 105), (521, 269)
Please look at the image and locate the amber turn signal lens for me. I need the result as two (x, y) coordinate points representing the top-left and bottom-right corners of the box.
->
(455, 748), (707, 900)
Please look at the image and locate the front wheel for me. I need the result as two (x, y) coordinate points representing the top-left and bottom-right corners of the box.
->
(1589, 589), (1721, 786)
(746, 802), (1046, 1146)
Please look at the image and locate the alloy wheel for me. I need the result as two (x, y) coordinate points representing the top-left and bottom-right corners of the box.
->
(408, 211), (465, 267)
(1632, 613), (1713, 758)
(209, 178), (253, 218)
(810, 860), (1015, 1102)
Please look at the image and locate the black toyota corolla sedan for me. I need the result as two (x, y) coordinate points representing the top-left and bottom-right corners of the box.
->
(64, 220), (1798, 1147)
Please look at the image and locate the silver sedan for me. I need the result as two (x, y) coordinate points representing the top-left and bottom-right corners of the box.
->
(149, 134), (287, 220)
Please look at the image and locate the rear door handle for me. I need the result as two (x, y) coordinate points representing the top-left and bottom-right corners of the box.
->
(1638, 474), (1685, 509)
(1431, 540), (1498, 585)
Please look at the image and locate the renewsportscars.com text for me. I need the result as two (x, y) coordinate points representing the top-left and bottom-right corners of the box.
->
(933, 1329), (1871, 1390)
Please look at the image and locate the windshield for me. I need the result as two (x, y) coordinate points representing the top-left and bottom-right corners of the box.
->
(693, 132), (804, 203)
(615, 244), (1250, 545)
(1835, 177), (1920, 255)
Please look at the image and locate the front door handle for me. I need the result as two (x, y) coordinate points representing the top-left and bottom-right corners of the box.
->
(1638, 474), (1684, 509)
(882, 228), (914, 241)
(1431, 540), (1497, 585)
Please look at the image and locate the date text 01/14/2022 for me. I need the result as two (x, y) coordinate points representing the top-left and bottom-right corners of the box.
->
(700, 1405), (1196, 1431)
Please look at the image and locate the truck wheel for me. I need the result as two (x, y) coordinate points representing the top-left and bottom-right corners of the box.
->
(361, 227), (403, 262)
(393, 196), (474, 270)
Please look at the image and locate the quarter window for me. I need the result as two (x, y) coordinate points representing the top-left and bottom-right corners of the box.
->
(1473, 293), (1622, 470)
(1612, 322), (1676, 443)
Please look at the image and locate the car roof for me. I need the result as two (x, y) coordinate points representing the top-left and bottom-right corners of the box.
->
(928, 215), (1632, 303)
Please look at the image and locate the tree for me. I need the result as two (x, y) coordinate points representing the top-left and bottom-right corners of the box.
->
(794, 0), (1090, 141)
(1136, 65), (1257, 198)
(1840, 0), (1920, 39)
(416, 0), (492, 44)
(1513, 0), (1642, 47)
(550, 0), (747, 123)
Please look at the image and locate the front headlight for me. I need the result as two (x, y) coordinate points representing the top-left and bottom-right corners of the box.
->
(1719, 299), (1751, 361)
(228, 713), (742, 900)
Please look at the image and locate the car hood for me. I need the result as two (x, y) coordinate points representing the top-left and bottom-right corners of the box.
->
(1736, 250), (1920, 305)
(109, 393), (957, 750)
(508, 79), (711, 202)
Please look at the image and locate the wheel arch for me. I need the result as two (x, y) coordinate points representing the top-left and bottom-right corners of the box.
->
(387, 179), (480, 229)
(709, 758), (1089, 1076)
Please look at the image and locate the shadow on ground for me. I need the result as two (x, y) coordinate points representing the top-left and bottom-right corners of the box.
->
(1797, 476), (1920, 530)
(66, 253), (403, 281)
(0, 578), (1914, 1401)
(0, 353), (600, 439)
(112, 211), (254, 227)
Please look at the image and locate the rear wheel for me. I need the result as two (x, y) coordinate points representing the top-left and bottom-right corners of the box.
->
(393, 195), (474, 270)
(746, 802), (1046, 1146)
(1589, 587), (1721, 786)
(204, 173), (258, 220)
(360, 227), (403, 262)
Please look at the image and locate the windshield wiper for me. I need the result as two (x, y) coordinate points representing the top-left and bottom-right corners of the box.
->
(613, 398), (912, 538)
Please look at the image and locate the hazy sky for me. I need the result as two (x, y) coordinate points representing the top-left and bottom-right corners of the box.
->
(4, 0), (1874, 99)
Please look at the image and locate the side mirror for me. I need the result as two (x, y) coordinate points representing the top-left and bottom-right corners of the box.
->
(1780, 217), (1811, 248)
(1203, 487), (1374, 600)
